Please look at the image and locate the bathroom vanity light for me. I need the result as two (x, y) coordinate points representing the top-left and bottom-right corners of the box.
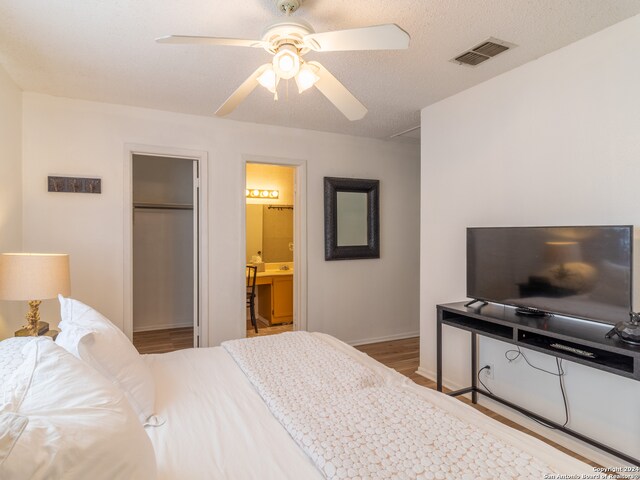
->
(246, 189), (279, 199)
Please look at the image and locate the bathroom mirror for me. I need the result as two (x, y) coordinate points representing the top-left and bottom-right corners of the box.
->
(324, 177), (380, 260)
(246, 204), (293, 263)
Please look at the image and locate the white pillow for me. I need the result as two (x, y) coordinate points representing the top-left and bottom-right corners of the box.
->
(0, 338), (157, 480)
(55, 295), (156, 424)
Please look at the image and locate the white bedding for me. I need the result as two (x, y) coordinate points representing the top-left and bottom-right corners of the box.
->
(144, 345), (323, 480)
(145, 333), (591, 479)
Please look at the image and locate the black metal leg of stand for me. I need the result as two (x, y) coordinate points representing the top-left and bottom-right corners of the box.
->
(471, 332), (477, 404)
(436, 315), (442, 392)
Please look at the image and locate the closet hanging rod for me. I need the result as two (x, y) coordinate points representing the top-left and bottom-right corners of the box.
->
(133, 202), (193, 211)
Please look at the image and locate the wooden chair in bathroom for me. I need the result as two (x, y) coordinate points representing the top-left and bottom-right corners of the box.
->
(246, 265), (258, 333)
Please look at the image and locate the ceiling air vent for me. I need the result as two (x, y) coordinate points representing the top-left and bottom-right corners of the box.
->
(454, 51), (490, 66)
(473, 41), (509, 57)
(451, 37), (515, 67)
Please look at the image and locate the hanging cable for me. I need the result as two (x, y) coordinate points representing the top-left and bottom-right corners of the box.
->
(556, 357), (569, 428)
(477, 365), (493, 395)
(504, 346), (569, 428)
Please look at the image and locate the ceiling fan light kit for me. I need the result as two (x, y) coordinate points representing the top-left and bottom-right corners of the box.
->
(157, 0), (410, 121)
(257, 68), (279, 94)
(273, 44), (300, 79)
(295, 64), (320, 93)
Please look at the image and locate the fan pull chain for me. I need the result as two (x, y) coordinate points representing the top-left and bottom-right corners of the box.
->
(274, 74), (280, 101)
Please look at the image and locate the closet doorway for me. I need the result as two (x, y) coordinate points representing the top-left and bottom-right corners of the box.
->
(127, 152), (205, 353)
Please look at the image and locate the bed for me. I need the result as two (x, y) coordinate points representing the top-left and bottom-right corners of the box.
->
(145, 332), (592, 479)
(1, 296), (594, 479)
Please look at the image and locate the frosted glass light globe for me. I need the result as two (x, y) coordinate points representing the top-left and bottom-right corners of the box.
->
(273, 45), (300, 80)
(295, 64), (320, 93)
(257, 67), (278, 93)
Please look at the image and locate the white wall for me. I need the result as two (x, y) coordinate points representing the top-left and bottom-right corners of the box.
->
(133, 209), (193, 332)
(0, 64), (23, 338)
(420, 14), (640, 464)
(21, 93), (420, 346)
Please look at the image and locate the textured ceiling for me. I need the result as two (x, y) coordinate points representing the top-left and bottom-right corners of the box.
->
(1, 1), (639, 141)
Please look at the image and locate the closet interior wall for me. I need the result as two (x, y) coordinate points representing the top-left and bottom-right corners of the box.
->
(132, 155), (194, 332)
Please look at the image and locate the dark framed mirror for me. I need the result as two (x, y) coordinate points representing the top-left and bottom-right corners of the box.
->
(324, 177), (380, 260)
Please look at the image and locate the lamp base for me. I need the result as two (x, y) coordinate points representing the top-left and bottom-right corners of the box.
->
(15, 321), (50, 337)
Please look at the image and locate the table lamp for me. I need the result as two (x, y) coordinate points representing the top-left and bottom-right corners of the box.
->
(0, 253), (71, 336)
(544, 241), (581, 281)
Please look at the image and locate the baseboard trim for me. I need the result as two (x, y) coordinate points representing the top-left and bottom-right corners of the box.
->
(347, 331), (420, 347)
(133, 321), (193, 333)
(415, 366), (434, 381)
(416, 366), (629, 467)
(477, 397), (629, 468)
(415, 366), (470, 395)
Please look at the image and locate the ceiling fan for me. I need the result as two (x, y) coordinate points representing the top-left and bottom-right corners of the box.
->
(156, 0), (410, 121)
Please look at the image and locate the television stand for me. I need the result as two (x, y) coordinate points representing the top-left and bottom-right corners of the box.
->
(436, 301), (640, 466)
(514, 306), (549, 317)
(464, 298), (489, 308)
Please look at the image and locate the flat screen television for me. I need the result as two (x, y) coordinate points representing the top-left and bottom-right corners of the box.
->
(467, 226), (633, 325)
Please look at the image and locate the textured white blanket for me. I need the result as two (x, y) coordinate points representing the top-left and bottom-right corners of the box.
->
(222, 332), (563, 479)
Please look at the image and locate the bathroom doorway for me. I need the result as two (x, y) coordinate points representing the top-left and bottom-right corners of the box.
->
(245, 162), (296, 337)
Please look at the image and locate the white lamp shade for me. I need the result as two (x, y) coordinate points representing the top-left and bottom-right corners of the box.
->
(544, 242), (582, 265)
(0, 253), (71, 301)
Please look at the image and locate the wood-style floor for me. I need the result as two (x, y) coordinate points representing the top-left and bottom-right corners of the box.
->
(133, 327), (194, 354)
(246, 316), (293, 338)
(132, 319), (293, 353)
(134, 329), (596, 467)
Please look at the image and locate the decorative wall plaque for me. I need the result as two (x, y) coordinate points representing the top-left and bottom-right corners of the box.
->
(48, 176), (101, 194)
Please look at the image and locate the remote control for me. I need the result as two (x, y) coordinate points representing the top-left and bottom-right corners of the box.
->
(550, 343), (596, 358)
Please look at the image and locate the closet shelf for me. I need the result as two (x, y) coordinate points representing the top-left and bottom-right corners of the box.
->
(133, 202), (193, 211)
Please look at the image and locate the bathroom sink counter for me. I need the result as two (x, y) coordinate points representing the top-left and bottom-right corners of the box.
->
(256, 269), (294, 278)
(251, 263), (294, 325)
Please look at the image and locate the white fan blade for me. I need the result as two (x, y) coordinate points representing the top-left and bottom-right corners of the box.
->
(308, 61), (367, 121)
(215, 64), (271, 117)
(156, 35), (265, 48)
(304, 24), (409, 52)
